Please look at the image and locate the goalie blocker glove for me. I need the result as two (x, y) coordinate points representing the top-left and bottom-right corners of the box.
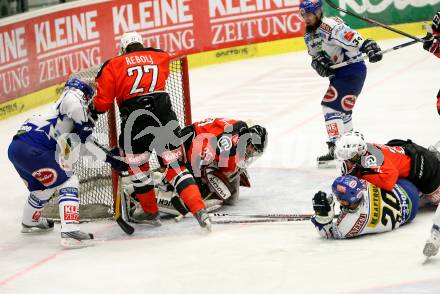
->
(311, 55), (335, 77)
(360, 39), (383, 63)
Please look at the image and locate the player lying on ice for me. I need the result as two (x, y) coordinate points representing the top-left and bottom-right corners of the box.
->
(333, 131), (440, 257)
(311, 175), (419, 239)
(124, 118), (268, 217)
(7, 78), (128, 248)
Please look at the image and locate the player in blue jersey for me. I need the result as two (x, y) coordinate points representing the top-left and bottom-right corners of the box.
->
(299, 0), (383, 167)
(311, 175), (420, 239)
(7, 78), (128, 248)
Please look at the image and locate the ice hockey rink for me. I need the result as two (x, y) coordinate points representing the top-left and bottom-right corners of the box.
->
(0, 37), (439, 294)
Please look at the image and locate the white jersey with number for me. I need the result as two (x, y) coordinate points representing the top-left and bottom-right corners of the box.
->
(304, 16), (366, 64)
(314, 181), (416, 239)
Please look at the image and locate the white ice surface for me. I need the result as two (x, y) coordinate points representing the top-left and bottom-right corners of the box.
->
(0, 38), (439, 294)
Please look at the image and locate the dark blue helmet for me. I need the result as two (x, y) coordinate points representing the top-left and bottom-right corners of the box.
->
(331, 175), (364, 206)
(64, 78), (95, 100)
(299, 0), (323, 15)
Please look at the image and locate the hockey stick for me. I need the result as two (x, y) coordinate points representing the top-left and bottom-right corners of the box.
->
(330, 39), (419, 69)
(211, 217), (310, 224)
(114, 176), (135, 235)
(92, 140), (134, 234)
(210, 212), (314, 219)
(324, 0), (425, 43)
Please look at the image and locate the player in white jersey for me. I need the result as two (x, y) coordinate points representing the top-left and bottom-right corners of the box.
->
(7, 78), (128, 248)
(311, 175), (419, 239)
(299, 0), (382, 167)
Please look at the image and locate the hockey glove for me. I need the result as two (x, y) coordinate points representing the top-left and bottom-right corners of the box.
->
(311, 55), (335, 77)
(105, 148), (129, 172)
(360, 39), (383, 63)
(76, 120), (94, 143)
(423, 33), (440, 54)
(312, 191), (335, 224)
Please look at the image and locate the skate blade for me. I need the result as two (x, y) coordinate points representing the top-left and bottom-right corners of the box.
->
(21, 226), (54, 234)
(60, 238), (94, 249)
(317, 160), (337, 169)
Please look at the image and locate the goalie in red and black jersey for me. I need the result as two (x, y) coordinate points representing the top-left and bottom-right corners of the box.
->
(134, 118), (268, 216)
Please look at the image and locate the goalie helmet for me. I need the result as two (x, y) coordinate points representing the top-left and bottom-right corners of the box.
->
(64, 78), (95, 101)
(334, 131), (367, 162)
(331, 175), (364, 206)
(247, 125), (268, 155)
(119, 31), (143, 55)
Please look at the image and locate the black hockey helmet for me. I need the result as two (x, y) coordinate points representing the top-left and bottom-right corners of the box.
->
(247, 125), (267, 155)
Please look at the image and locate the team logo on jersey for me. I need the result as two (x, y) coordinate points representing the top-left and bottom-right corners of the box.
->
(32, 211), (42, 222)
(218, 136), (232, 152)
(344, 31), (355, 41)
(323, 86), (338, 102)
(326, 123), (340, 138)
(319, 23), (332, 33)
(64, 205), (79, 221)
(161, 147), (184, 165)
(32, 168), (57, 187)
(346, 213), (367, 237)
(368, 185), (382, 228)
(341, 95), (357, 111)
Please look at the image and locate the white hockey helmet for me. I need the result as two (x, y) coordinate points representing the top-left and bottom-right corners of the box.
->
(119, 31), (143, 55)
(334, 131), (367, 161)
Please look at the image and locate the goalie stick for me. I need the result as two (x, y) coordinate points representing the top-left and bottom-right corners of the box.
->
(330, 40), (419, 69)
(324, 0), (425, 43)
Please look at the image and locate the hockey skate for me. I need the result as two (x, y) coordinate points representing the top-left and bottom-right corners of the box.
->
(423, 226), (440, 258)
(21, 218), (54, 233)
(317, 142), (336, 168)
(60, 231), (94, 249)
(130, 203), (161, 226)
(194, 208), (212, 232)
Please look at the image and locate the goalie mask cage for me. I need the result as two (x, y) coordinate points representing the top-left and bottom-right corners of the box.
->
(42, 56), (192, 221)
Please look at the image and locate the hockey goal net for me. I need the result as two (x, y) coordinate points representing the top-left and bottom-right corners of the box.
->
(42, 56), (192, 221)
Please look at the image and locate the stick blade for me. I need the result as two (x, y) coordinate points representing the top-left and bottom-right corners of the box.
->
(116, 216), (135, 235)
